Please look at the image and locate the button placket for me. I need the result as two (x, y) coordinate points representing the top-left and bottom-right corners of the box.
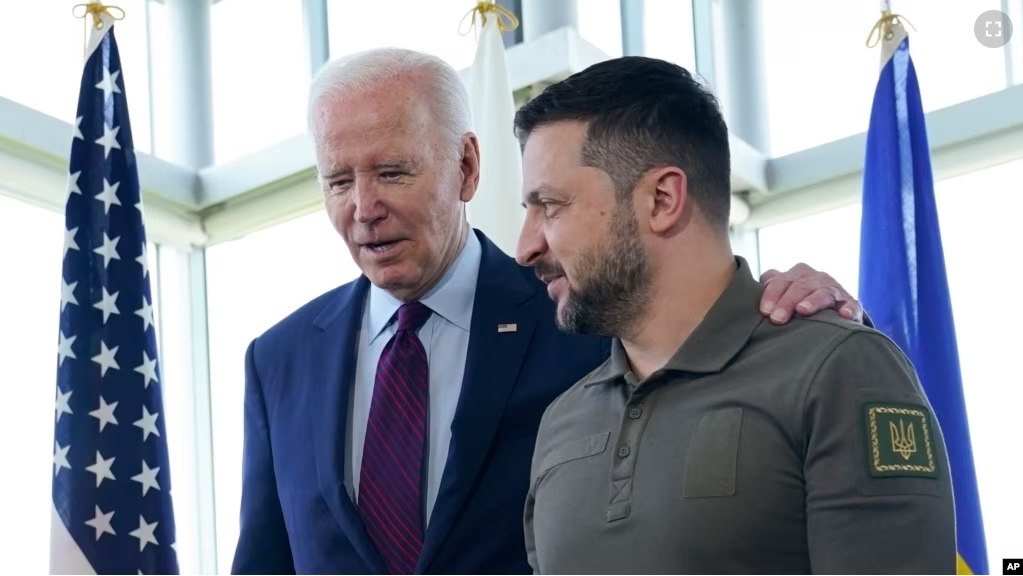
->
(607, 377), (652, 523)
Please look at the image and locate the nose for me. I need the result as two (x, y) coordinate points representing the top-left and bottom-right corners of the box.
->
(351, 179), (386, 224)
(515, 210), (547, 267)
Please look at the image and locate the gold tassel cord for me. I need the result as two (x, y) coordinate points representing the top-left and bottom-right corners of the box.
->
(459, 1), (520, 38)
(73, 2), (125, 57)
(73, 2), (125, 29)
(866, 10), (916, 47)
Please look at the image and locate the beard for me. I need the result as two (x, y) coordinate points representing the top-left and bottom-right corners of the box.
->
(542, 206), (652, 337)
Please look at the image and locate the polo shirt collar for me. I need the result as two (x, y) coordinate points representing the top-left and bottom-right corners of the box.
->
(584, 256), (765, 386)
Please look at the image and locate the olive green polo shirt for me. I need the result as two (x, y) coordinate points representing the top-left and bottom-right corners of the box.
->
(524, 257), (956, 574)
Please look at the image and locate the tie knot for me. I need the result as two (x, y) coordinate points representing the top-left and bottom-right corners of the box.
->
(396, 301), (432, 332)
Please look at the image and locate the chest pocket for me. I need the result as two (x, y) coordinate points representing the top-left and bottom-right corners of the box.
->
(536, 431), (610, 480)
(683, 407), (743, 498)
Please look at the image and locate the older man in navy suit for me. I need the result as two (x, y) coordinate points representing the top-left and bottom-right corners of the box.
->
(230, 48), (864, 575)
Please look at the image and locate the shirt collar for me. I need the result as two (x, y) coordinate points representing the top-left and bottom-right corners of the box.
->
(584, 256), (766, 386)
(366, 229), (482, 344)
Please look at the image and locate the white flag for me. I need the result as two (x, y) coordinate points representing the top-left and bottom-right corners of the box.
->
(466, 10), (524, 256)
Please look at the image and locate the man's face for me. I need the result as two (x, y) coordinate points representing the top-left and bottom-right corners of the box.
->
(516, 121), (651, 336)
(313, 80), (472, 301)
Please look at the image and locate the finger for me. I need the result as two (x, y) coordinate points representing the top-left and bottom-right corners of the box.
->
(759, 276), (789, 315)
(769, 281), (816, 324)
(839, 302), (864, 323)
(793, 288), (840, 317)
(759, 268), (782, 284)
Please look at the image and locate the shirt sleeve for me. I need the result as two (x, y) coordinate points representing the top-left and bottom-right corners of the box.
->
(802, 330), (957, 574)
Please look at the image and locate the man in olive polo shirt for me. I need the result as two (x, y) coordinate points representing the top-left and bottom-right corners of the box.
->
(513, 56), (956, 574)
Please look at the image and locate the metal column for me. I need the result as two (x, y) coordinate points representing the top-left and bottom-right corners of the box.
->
(521, 0), (578, 41)
(302, 0), (330, 80)
(620, 0), (645, 56)
(717, 0), (769, 155)
(165, 0), (215, 170)
(163, 2), (218, 574)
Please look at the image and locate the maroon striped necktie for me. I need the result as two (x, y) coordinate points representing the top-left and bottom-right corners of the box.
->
(359, 301), (433, 575)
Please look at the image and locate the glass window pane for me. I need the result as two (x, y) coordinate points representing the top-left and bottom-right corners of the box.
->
(210, 0), (309, 163)
(756, 158), (1023, 572)
(757, 202), (863, 294)
(206, 210), (362, 575)
(760, 0), (1007, 156)
(0, 194), (64, 574)
(578, 0), (623, 58)
(327, 0), (480, 72)
(643, 0), (697, 72)
(0, 0), (153, 154)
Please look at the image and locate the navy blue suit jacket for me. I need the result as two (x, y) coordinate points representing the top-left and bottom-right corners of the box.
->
(231, 230), (611, 574)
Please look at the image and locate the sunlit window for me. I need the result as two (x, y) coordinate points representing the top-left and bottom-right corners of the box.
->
(760, 0), (1007, 156)
(578, 0), (623, 58)
(643, 0), (697, 73)
(209, 0), (309, 164)
(327, 0), (480, 73)
(0, 0), (153, 154)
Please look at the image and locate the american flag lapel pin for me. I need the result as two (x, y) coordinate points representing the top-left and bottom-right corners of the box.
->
(498, 323), (517, 333)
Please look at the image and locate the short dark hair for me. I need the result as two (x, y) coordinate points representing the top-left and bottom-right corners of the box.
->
(514, 56), (731, 228)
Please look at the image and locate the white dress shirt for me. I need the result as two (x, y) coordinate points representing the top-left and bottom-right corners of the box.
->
(344, 230), (482, 526)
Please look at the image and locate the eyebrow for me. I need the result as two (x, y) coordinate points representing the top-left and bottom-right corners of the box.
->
(521, 184), (559, 209)
(319, 158), (420, 182)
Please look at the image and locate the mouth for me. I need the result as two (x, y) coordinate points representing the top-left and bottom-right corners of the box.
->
(545, 275), (567, 299)
(360, 239), (405, 255)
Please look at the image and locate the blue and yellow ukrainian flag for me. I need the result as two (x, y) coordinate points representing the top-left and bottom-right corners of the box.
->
(859, 12), (988, 575)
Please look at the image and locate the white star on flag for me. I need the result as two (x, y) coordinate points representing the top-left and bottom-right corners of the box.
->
(85, 506), (116, 541)
(134, 351), (159, 388)
(68, 170), (82, 197)
(96, 68), (122, 101)
(96, 123), (121, 158)
(134, 406), (160, 441)
(73, 116), (84, 140)
(85, 450), (116, 487)
(95, 178), (122, 214)
(136, 243), (150, 278)
(63, 226), (79, 257)
(131, 460), (161, 496)
(60, 279), (79, 312)
(93, 287), (121, 324)
(58, 330), (77, 367)
(129, 515), (159, 551)
(55, 389), (73, 422)
(92, 340), (120, 376)
(94, 232), (121, 268)
(53, 441), (71, 477)
(136, 296), (155, 332)
(89, 396), (119, 432)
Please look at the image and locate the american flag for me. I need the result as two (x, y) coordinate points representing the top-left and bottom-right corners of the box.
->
(50, 12), (178, 575)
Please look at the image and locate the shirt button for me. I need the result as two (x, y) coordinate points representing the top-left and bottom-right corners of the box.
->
(617, 445), (631, 458)
(629, 407), (643, 419)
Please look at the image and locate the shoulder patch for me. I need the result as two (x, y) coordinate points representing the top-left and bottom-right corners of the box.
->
(863, 402), (939, 478)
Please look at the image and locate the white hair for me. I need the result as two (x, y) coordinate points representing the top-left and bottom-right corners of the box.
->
(307, 47), (473, 160)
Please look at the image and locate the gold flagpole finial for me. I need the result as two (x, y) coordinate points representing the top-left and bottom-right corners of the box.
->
(866, 3), (916, 48)
(459, 1), (519, 37)
(73, 2), (125, 30)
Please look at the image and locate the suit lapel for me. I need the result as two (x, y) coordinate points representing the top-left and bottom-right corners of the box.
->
(417, 231), (538, 573)
(310, 276), (387, 574)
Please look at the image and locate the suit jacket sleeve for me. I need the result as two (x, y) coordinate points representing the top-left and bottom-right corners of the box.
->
(231, 338), (296, 574)
(803, 330), (956, 574)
